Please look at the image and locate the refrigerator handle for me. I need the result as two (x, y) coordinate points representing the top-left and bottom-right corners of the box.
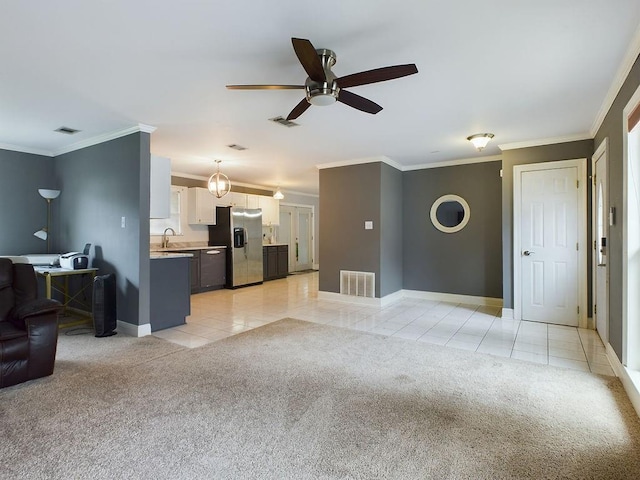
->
(244, 228), (248, 256)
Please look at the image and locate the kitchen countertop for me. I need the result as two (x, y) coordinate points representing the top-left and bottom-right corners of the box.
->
(150, 252), (194, 259)
(263, 243), (288, 247)
(151, 246), (227, 252)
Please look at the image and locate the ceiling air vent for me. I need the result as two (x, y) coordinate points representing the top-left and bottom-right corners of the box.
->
(55, 126), (80, 135)
(227, 144), (247, 151)
(269, 116), (299, 128)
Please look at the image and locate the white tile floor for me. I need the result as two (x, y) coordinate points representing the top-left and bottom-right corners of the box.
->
(152, 271), (615, 376)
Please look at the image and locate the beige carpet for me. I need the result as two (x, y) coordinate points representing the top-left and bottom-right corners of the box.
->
(2, 318), (640, 479)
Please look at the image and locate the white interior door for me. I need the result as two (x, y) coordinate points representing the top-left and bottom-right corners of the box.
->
(593, 144), (609, 343)
(519, 166), (580, 326)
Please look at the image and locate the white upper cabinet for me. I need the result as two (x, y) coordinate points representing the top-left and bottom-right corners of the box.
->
(226, 192), (247, 208)
(246, 194), (260, 209)
(259, 196), (280, 225)
(150, 155), (171, 219)
(215, 191), (246, 208)
(194, 189), (278, 225)
(187, 187), (216, 224)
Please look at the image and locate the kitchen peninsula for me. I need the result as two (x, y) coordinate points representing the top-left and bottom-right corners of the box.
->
(149, 252), (191, 331)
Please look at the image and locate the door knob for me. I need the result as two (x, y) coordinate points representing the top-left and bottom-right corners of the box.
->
(523, 250), (534, 256)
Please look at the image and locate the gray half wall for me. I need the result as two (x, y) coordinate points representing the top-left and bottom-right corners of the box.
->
(53, 133), (150, 327)
(319, 163), (382, 296)
(403, 161), (502, 298)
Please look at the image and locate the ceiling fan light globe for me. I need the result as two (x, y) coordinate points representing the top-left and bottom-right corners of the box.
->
(305, 78), (339, 107)
(309, 94), (337, 106)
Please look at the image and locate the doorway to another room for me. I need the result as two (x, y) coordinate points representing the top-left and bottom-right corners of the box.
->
(278, 205), (314, 272)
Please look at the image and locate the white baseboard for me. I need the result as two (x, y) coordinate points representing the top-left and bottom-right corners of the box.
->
(317, 289), (503, 308)
(402, 290), (503, 307)
(605, 342), (640, 418)
(318, 291), (386, 307)
(117, 320), (151, 337)
(501, 308), (514, 319)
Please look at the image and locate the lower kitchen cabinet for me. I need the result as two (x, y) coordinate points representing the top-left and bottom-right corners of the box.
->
(263, 245), (288, 281)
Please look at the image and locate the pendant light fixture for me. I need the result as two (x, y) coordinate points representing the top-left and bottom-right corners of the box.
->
(273, 187), (284, 200)
(34, 188), (61, 253)
(466, 133), (494, 151)
(207, 160), (231, 198)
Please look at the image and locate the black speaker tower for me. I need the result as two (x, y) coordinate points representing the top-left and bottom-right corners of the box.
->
(93, 273), (117, 337)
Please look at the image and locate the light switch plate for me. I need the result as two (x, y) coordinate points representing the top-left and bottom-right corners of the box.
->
(364, 221), (373, 230)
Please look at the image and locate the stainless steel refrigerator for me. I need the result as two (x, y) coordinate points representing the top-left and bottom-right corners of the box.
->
(208, 207), (263, 288)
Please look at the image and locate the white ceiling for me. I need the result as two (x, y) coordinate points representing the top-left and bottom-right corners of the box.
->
(2, 1), (640, 195)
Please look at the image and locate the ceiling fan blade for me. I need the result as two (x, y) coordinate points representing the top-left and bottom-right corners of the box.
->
(286, 98), (311, 120)
(226, 84), (305, 90)
(336, 64), (418, 89)
(291, 38), (326, 82)
(337, 90), (383, 115)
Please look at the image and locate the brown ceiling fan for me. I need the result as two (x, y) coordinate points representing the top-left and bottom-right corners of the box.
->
(226, 38), (418, 121)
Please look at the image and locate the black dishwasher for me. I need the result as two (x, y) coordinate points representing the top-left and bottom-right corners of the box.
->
(200, 249), (226, 290)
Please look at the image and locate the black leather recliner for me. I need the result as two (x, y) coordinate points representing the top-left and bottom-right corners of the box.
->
(0, 258), (61, 388)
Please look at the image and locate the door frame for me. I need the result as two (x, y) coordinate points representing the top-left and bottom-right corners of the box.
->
(591, 138), (609, 340)
(513, 158), (588, 327)
(623, 84), (640, 369)
(279, 202), (315, 272)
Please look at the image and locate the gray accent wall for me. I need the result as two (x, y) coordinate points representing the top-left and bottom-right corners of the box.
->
(54, 133), (151, 327)
(594, 53), (640, 359)
(0, 149), (57, 255)
(501, 140), (594, 310)
(319, 163), (383, 296)
(403, 161), (502, 298)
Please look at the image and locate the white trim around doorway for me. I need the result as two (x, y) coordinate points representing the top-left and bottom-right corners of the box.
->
(513, 158), (588, 327)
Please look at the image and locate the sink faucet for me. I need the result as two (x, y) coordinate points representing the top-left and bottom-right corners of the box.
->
(162, 227), (176, 248)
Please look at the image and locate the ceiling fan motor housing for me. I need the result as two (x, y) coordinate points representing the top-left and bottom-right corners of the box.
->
(305, 49), (339, 106)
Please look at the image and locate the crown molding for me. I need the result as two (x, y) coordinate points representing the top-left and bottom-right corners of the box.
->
(53, 123), (157, 156)
(499, 133), (592, 151)
(316, 155), (403, 171)
(590, 23), (640, 136)
(0, 142), (53, 157)
(403, 154), (502, 171)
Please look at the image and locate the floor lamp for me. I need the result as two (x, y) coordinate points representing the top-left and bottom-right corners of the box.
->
(34, 189), (61, 253)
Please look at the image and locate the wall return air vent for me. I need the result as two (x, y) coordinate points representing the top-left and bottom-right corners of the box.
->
(340, 270), (375, 299)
